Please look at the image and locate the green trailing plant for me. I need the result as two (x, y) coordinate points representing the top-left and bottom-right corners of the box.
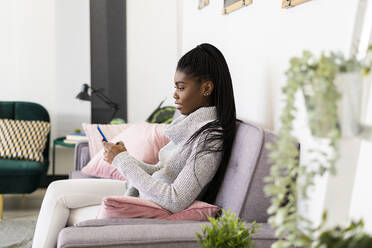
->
(264, 50), (372, 248)
(312, 212), (372, 248)
(146, 99), (176, 124)
(363, 44), (372, 76)
(196, 209), (261, 248)
(367, 44), (372, 51)
(110, 118), (126, 124)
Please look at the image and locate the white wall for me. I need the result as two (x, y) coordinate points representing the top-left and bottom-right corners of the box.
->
(0, 0), (56, 110)
(0, 0), (90, 174)
(181, 0), (358, 129)
(126, 0), (179, 122)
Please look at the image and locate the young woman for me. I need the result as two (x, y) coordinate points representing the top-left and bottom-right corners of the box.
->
(32, 43), (236, 248)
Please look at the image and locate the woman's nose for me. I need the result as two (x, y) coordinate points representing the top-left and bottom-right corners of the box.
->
(173, 90), (179, 100)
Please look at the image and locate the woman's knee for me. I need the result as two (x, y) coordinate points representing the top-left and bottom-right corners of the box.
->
(46, 179), (70, 197)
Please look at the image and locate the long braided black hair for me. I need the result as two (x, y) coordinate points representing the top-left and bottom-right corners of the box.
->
(177, 43), (237, 204)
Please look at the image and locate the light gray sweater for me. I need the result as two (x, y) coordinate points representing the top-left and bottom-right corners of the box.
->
(111, 106), (222, 213)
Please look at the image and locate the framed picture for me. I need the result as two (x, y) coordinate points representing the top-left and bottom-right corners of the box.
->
(282, 0), (311, 8)
(198, 0), (210, 9)
(223, 0), (252, 14)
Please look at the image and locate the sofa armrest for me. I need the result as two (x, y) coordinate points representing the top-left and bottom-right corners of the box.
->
(74, 141), (90, 171)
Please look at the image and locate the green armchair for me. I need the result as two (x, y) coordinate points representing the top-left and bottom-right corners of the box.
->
(0, 101), (50, 219)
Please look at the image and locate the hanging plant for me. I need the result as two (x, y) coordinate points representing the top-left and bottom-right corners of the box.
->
(312, 213), (372, 248)
(363, 45), (372, 75)
(264, 50), (370, 248)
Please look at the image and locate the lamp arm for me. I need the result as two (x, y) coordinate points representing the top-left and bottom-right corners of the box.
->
(110, 108), (119, 121)
(90, 87), (119, 110)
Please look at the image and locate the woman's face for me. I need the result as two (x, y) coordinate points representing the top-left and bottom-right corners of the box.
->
(173, 70), (213, 115)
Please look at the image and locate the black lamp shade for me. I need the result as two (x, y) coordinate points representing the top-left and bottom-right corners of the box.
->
(76, 84), (91, 101)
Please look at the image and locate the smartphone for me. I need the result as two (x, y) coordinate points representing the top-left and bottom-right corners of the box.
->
(97, 126), (108, 142)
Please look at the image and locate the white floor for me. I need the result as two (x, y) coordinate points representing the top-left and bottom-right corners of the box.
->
(3, 189), (46, 221)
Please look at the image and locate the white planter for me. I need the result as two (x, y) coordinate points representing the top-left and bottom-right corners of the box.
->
(334, 72), (363, 138)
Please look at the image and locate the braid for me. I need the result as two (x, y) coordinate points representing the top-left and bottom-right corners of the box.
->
(177, 43), (237, 203)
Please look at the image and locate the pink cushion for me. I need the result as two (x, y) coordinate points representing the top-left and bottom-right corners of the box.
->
(166, 201), (220, 221)
(82, 123), (129, 158)
(96, 196), (221, 221)
(97, 196), (170, 219)
(117, 122), (170, 164)
(81, 122), (170, 180)
(81, 151), (126, 180)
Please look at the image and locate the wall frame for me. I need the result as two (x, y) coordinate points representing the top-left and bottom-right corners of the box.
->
(223, 0), (252, 14)
(198, 0), (210, 9)
(282, 0), (311, 8)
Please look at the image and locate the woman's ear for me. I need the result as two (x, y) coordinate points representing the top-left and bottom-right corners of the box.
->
(201, 81), (214, 96)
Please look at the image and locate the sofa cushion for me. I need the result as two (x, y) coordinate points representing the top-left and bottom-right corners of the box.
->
(97, 196), (170, 219)
(0, 174), (43, 194)
(69, 171), (101, 179)
(0, 119), (50, 162)
(0, 150), (45, 194)
(0, 102), (51, 165)
(81, 151), (126, 180)
(58, 219), (276, 248)
(97, 196), (220, 221)
(0, 158), (44, 175)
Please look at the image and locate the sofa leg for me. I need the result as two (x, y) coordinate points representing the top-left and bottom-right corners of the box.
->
(0, 194), (3, 220)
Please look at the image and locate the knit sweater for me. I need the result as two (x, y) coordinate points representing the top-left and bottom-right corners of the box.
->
(111, 106), (223, 213)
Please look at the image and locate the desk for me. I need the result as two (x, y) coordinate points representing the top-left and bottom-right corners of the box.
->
(52, 137), (75, 176)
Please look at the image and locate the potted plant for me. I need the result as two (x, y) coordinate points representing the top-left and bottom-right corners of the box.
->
(196, 209), (261, 248)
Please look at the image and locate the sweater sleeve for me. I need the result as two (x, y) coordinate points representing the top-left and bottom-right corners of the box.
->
(112, 152), (162, 175)
(112, 137), (222, 213)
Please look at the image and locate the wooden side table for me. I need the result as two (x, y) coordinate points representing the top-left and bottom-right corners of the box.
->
(52, 137), (75, 176)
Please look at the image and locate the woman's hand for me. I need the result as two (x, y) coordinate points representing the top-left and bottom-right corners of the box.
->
(103, 140), (127, 164)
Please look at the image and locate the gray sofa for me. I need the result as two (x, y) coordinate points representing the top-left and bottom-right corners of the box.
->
(58, 120), (278, 248)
